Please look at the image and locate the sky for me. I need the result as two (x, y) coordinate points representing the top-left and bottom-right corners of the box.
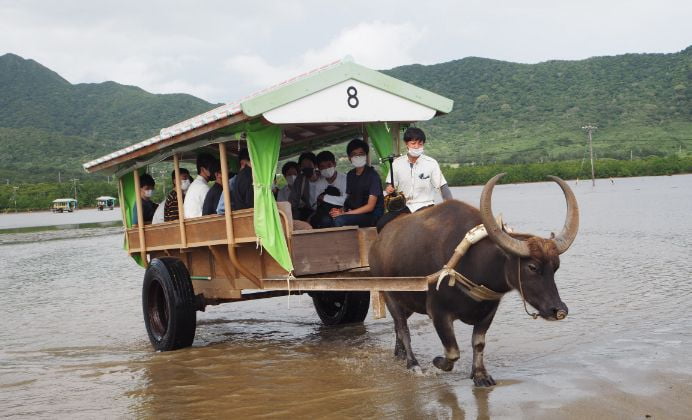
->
(1, 0), (690, 104)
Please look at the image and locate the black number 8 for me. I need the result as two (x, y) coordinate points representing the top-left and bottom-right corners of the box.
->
(347, 86), (359, 108)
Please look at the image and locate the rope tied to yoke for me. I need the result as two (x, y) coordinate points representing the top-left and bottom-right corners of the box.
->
(425, 219), (539, 319)
(425, 223), (504, 302)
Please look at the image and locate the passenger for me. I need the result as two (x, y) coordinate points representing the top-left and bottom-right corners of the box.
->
(276, 161), (299, 202)
(162, 168), (191, 222)
(376, 127), (453, 232)
(217, 148), (252, 213)
(289, 152), (319, 221)
(132, 173), (157, 225)
(329, 139), (384, 228)
(202, 161), (223, 215)
(183, 153), (217, 219)
(311, 151), (347, 228)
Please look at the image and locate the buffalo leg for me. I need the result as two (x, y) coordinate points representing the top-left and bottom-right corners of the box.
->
(385, 297), (420, 371)
(431, 314), (459, 372)
(470, 310), (498, 387)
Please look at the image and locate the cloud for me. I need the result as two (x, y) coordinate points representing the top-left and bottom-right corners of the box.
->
(223, 21), (424, 99)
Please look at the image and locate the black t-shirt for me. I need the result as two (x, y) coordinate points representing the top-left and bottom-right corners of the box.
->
(231, 166), (253, 210)
(202, 183), (223, 215)
(344, 166), (384, 212)
(141, 199), (158, 223)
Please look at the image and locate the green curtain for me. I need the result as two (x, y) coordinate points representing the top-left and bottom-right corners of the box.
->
(365, 122), (393, 160)
(120, 169), (144, 267)
(246, 125), (294, 272)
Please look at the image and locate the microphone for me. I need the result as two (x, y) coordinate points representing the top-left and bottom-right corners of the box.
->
(379, 154), (401, 164)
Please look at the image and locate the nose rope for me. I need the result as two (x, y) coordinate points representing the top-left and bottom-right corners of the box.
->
(516, 259), (539, 319)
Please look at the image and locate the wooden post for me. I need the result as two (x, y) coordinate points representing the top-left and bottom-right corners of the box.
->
(391, 123), (401, 156)
(363, 127), (370, 165)
(117, 177), (127, 228)
(219, 141), (261, 287)
(372, 291), (387, 319)
(132, 170), (148, 267)
(173, 154), (187, 247)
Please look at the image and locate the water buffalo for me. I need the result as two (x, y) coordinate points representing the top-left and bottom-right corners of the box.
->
(369, 173), (579, 386)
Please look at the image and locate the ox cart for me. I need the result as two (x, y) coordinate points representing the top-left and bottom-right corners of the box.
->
(51, 198), (78, 213)
(83, 58), (453, 351)
(96, 196), (116, 210)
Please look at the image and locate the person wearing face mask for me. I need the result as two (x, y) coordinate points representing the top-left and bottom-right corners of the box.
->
(311, 151), (348, 228)
(329, 139), (384, 228)
(202, 161), (224, 215)
(132, 173), (157, 226)
(289, 152), (319, 221)
(276, 161), (299, 202)
(377, 127), (453, 232)
(184, 153), (218, 219)
(159, 168), (191, 222)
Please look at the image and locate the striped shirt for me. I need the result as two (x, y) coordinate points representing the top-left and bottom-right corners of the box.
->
(163, 190), (184, 222)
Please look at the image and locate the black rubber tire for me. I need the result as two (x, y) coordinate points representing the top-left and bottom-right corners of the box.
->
(312, 291), (370, 326)
(142, 257), (197, 351)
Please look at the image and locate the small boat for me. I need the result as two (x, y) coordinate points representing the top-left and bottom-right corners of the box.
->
(51, 198), (78, 213)
(96, 196), (117, 211)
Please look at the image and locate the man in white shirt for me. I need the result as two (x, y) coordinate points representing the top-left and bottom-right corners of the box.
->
(378, 127), (453, 231)
(183, 153), (217, 219)
(311, 151), (348, 228)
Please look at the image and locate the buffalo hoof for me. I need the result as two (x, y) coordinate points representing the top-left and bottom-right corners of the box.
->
(471, 371), (496, 387)
(433, 356), (455, 372)
(407, 363), (424, 375)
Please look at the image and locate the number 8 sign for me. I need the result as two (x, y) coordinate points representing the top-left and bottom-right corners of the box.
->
(346, 86), (359, 108)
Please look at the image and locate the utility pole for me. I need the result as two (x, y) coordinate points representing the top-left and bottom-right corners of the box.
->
(582, 125), (597, 187)
(630, 150), (633, 161)
(71, 178), (79, 202)
(12, 186), (19, 212)
(58, 171), (61, 183)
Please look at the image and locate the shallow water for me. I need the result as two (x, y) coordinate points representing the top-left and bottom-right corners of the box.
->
(1, 175), (691, 418)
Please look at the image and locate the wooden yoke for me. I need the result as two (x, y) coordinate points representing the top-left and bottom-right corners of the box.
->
(132, 170), (148, 267)
(173, 154), (187, 247)
(218, 141), (261, 287)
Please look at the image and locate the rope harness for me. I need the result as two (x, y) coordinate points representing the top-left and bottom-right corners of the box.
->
(425, 221), (538, 319)
(515, 258), (539, 319)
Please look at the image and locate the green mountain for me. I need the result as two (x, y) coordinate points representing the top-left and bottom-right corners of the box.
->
(385, 46), (691, 164)
(1, 47), (690, 185)
(0, 53), (216, 182)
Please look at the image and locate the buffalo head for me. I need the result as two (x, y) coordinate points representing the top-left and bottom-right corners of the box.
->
(479, 173), (579, 321)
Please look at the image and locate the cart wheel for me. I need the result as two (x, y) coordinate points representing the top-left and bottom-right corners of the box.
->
(142, 258), (197, 351)
(312, 291), (370, 326)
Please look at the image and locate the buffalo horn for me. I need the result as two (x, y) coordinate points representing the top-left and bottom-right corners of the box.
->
(479, 173), (531, 257)
(546, 175), (580, 254)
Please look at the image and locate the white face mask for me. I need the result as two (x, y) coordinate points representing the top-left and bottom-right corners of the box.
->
(180, 179), (191, 192)
(320, 167), (336, 179)
(408, 147), (424, 158)
(144, 189), (154, 198)
(350, 155), (367, 168)
(286, 175), (296, 186)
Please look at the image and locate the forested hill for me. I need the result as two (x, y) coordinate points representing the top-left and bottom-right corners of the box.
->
(385, 46), (691, 164)
(0, 53), (215, 182)
(1, 47), (690, 183)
